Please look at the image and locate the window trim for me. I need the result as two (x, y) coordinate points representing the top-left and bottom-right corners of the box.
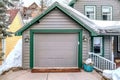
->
(102, 6), (113, 21)
(84, 5), (96, 20)
(91, 36), (104, 56)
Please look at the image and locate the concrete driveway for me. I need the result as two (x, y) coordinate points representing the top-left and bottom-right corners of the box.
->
(0, 70), (102, 80)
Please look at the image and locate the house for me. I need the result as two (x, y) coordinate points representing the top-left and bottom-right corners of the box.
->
(70, 0), (120, 61)
(73, 0), (120, 21)
(0, 9), (23, 65)
(15, 2), (120, 71)
(22, 2), (42, 19)
(6, 10), (23, 57)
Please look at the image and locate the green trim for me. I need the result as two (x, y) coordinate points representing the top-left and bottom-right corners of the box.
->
(91, 37), (93, 52)
(15, 2), (97, 36)
(91, 36), (104, 56)
(68, 0), (77, 7)
(102, 36), (104, 57)
(30, 31), (34, 69)
(78, 30), (83, 67)
(30, 29), (83, 69)
(30, 29), (81, 33)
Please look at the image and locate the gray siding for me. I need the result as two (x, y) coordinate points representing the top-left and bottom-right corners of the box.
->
(104, 36), (112, 60)
(22, 8), (91, 68)
(74, 0), (120, 20)
(22, 31), (30, 68)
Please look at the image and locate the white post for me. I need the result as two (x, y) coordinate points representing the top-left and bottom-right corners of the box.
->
(111, 37), (114, 69)
(111, 37), (114, 63)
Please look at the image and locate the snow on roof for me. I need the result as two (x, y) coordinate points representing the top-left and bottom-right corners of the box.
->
(92, 20), (120, 30)
(60, 2), (120, 34)
(92, 20), (120, 34)
(59, 2), (100, 33)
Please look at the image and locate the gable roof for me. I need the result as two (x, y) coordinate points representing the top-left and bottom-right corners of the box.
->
(15, 2), (99, 36)
(9, 11), (23, 32)
(7, 9), (19, 24)
(28, 2), (39, 9)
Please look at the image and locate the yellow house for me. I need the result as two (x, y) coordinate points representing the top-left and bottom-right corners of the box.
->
(5, 11), (23, 57)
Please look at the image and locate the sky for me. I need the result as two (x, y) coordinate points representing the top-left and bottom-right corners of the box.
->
(20, 0), (71, 7)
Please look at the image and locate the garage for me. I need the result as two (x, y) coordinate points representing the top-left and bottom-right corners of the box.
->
(34, 33), (78, 68)
(15, 2), (97, 72)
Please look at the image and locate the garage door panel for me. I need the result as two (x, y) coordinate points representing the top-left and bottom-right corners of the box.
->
(34, 33), (78, 67)
(35, 58), (77, 67)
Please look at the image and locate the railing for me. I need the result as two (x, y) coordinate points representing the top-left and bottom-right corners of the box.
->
(89, 52), (116, 72)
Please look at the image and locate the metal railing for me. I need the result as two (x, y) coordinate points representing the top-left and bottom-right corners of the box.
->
(89, 52), (116, 72)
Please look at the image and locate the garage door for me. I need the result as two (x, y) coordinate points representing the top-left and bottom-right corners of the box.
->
(34, 33), (78, 68)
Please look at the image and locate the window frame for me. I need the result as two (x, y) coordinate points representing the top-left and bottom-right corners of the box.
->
(92, 36), (104, 56)
(85, 5), (96, 20)
(102, 6), (112, 21)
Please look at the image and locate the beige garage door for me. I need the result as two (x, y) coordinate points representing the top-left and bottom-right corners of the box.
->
(34, 33), (78, 68)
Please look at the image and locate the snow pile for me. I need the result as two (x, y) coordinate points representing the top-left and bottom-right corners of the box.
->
(85, 58), (94, 65)
(103, 70), (113, 79)
(103, 68), (120, 80)
(0, 39), (22, 75)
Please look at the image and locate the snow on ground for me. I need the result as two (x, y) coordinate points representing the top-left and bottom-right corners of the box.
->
(0, 39), (22, 75)
(103, 68), (120, 80)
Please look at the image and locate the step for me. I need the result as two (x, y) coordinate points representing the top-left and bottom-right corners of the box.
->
(32, 68), (81, 73)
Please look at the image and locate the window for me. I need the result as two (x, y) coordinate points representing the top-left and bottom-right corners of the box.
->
(93, 37), (103, 55)
(85, 6), (96, 20)
(102, 6), (112, 20)
(118, 36), (120, 51)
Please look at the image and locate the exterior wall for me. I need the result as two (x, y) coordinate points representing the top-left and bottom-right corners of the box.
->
(104, 36), (112, 60)
(22, 8), (91, 68)
(74, 0), (120, 20)
(6, 12), (23, 57)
